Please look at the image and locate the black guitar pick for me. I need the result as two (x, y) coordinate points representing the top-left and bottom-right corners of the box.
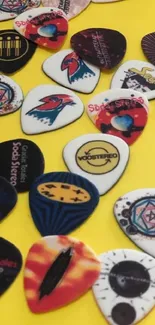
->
(0, 29), (37, 74)
(0, 177), (17, 222)
(0, 237), (22, 296)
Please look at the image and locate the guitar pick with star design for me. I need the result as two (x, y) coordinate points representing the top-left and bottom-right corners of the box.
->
(21, 85), (84, 135)
(43, 49), (100, 93)
(114, 189), (155, 258)
(41, 0), (91, 20)
(0, 0), (40, 21)
(29, 171), (99, 236)
(14, 7), (68, 50)
(86, 89), (149, 145)
(93, 249), (155, 325)
(70, 28), (127, 69)
(24, 235), (101, 313)
(63, 133), (129, 195)
(111, 60), (155, 100)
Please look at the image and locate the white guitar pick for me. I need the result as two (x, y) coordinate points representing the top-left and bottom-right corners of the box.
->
(63, 133), (129, 195)
(21, 85), (84, 135)
(93, 249), (155, 325)
(114, 189), (155, 257)
(0, 0), (40, 21)
(111, 60), (155, 100)
(0, 75), (23, 115)
(43, 49), (100, 94)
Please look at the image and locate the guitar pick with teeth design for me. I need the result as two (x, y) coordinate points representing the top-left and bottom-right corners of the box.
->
(63, 133), (129, 195)
(21, 85), (84, 135)
(70, 28), (127, 69)
(14, 7), (68, 50)
(86, 89), (149, 145)
(29, 171), (99, 236)
(24, 235), (101, 313)
(0, 237), (22, 296)
(111, 60), (155, 100)
(114, 189), (155, 258)
(0, 0), (40, 21)
(41, 0), (91, 20)
(93, 249), (155, 325)
(43, 49), (100, 94)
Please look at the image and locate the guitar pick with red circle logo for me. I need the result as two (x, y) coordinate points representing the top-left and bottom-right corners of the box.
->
(41, 0), (91, 20)
(71, 28), (127, 69)
(86, 89), (149, 145)
(14, 7), (68, 50)
(24, 235), (101, 313)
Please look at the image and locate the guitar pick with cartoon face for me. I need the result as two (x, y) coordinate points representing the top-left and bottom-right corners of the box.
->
(63, 133), (129, 195)
(29, 171), (99, 236)
(21, 85), (84, 135)
(0, 177), (17, 222)
(0, 0), (40, 21)
(93, 249), (155, 325)
(114, 189), (155, 258)
(0, 237), (22, 296)
(43, 49), (100, 94)
(142, 32), (155, 66)
(0, 30), (37, 74)
(0, 75), (23, 115)
(70, 28), (127, 69)
(24, 235), (101, 313)
(87, 89), (149, 145)
(42, 0), (91, 20)
(0, 139), (44, 192)
(14, 7), (68, 50)
(111, 60), (155, 100)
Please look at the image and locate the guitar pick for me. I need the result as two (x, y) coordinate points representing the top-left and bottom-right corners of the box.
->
(70, 28), (127, 69)
(114, 188), (155, 257)
(24, 235), (101, 313)
(21, 85), (84, 135)
(0, 177), (17, 222)
(0, 30), (37, 74)
(43, 49), (100, 94)
(0, 75), (23, 115)
(87, 89), (149, 145)
(42, 0), (91, 20)
(93, 249), (155, 325)
(0, 0), (40, 21)
(111, 60), (155, 100)
(142, 32), (155, 66)
(29, 171), (99, 236)
(0, 139), (44, 192)
(14, 7), (68, 50)
(0, 237), (22, 295)
(63, 134), (129, 195)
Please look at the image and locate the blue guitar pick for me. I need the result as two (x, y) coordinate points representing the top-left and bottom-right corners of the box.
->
(29, 172), (99, 236)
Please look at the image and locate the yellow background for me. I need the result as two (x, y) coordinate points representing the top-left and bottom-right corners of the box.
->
(0, 0), (155, 324)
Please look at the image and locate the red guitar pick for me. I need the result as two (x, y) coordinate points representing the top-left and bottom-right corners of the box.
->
(24, 235), (101, 313)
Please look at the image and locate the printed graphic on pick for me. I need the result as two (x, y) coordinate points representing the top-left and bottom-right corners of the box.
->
(0, 30), (37, 74)
(63, 134), (129, 195)
(14, 7), (68, 50)
(87, 89), (149, 145)
(93, 249), (155, 325)
(0, 237), (22, 295)
(114, 189), (155, 258)
(141, 33), (155, 66)
(43, 49), (100, 94)
(0, 0), (40, 21)
(0, 139), (45, 192)
(24, 235), (101, 313)
(70, 28), (126, 69)
(0, 75), (23, 115)
(29, 171), (99, 236)
(0, 177), (17, 222)
(42, 0), (91, 20)
(21, 85), (84, 135)
(111, 60), (155, 100)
